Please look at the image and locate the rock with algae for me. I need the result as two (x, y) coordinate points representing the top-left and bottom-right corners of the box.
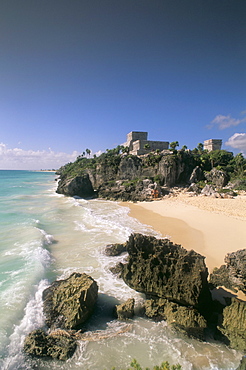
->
(42, 272), (98, 330)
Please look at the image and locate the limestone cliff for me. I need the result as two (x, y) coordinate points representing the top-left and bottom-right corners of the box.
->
(56, 151), (196, 200)
(55, 147), (242, 200)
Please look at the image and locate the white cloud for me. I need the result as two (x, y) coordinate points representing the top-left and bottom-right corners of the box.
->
(225, 133), (246, 155)
(0, 143), (79, 170)
(208, 114), (246, 130)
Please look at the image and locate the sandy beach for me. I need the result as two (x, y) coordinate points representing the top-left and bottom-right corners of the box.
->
(124, 193), (246, 273)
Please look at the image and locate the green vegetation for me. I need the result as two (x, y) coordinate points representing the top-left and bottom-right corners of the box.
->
(169, 141), (179, 150)
(196, 180), (210, 190)
(86, 148), (91, 157)
(153, 174), (162, 184)
(122, 178), (140, 189)
(111, 359), (181, 370)
(58, 156), (98, 178)
(143, 153), (163, 167)
(217, 188), (237, 196)
(197, 143), (204, 152)
(57, 145), (125, 179)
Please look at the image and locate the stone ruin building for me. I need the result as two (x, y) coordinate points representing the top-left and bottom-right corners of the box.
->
(123, 131), (222, 155)
(124, 131), (169, 155)
(203, 139), (222, 152)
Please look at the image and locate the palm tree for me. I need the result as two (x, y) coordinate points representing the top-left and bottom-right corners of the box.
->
(169, 141), (179, 150)
(197, 143), (204, 153)
(86, 148), (91, 157)
(122, 146), (129, 154)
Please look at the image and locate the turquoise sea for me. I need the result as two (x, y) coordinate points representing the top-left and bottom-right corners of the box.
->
(0, 170), (243, 370)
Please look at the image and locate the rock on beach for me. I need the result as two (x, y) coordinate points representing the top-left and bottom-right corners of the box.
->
(42, 272), (98, 330)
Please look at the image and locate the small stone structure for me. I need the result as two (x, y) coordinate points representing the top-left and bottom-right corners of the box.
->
(124, 131), (169, 155)
(203, 139), (222, 152)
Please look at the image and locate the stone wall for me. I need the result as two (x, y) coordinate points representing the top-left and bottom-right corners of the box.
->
(125, 131), (148, 152)
(204, 139), (222, 152)
(125, 131), (169, 155)
(131, 140), (169, 155)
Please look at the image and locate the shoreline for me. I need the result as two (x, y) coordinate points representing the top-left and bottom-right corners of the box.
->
(121, 194), (246, 273)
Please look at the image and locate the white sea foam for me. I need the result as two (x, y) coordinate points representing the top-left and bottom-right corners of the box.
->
(2, 279), (49, 370)
(37, 227), (56, 245)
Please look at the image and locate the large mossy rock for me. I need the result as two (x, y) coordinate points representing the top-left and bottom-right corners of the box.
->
(56, 174), (95, 198)
(224, 249), (246, 293)
(218, 298), (246, 351)
(43, 272), (98, 330)
(114, 298), (135, 320)
(144, 298), (207, 339)
(121, 234), (211, 311)
(209, 264), (235, 292)
(23, 329), (77, 361)
(209, 249), (246, 293)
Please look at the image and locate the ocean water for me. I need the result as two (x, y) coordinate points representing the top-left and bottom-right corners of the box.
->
(0, 170), (243, 370)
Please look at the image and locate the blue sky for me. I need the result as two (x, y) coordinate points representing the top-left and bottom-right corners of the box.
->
(0, 0), (245, 169)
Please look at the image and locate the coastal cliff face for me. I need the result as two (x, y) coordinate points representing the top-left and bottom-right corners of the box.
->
(55, 146), (246, 200)
(56, 174), (95, 198)
(56, 152), (196, 200)
(55, 147), (245, 200)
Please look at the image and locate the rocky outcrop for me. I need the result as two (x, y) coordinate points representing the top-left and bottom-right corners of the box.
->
(121, 234), (212, 313)
(144, 298), (207, 339)
(114, 298), (135, 320)
(218, 298), (246, 351)
(209, 249), (246, 293)
(205, 168), (229, 188)
(109, 262), (124, 277)
(187, 183), (201, 194)
(97, 178), (163, 202)
(102, 236), (246, 350)
(224, 250), (246, 293)
(104, 243), (127, 256)
(43, 272), (98, 330)
(158, 155), (186, 187)
(56, 152), (197, 201)
(117, 156), (142, 180)
(201, 184), (217, 196)
(56, 174), (95, 198)
(209, 265), (235, 292)
(23, 329), (77, 361)
(189, 166), (204, 184)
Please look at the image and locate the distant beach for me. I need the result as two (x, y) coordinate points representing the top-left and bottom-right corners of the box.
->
(124, 193), (246, 273)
